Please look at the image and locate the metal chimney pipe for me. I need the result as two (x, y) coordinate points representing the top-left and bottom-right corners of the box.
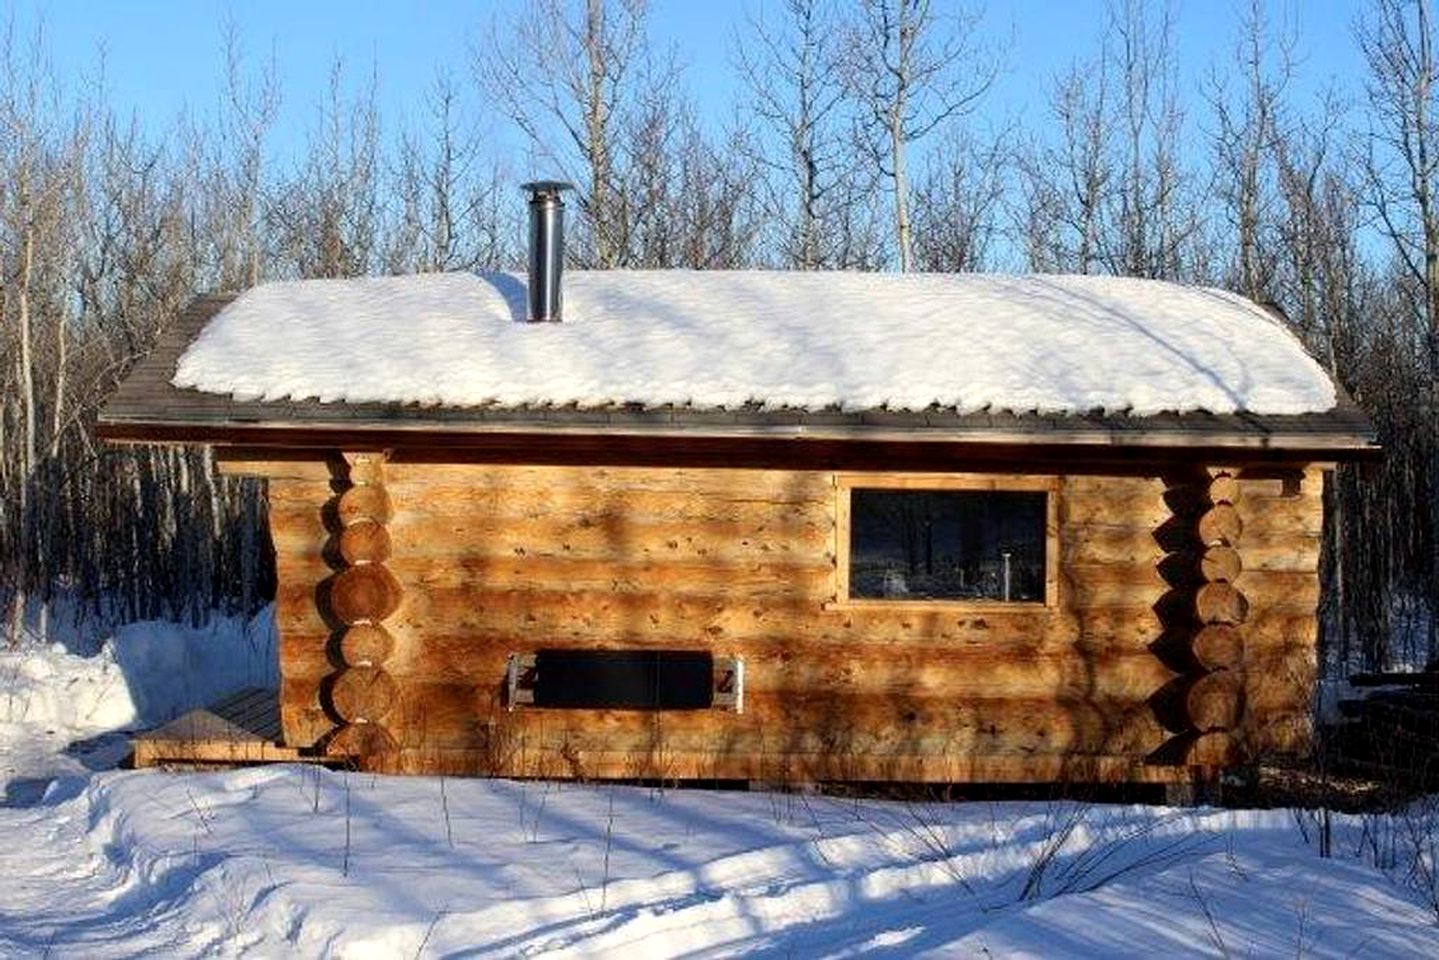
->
(522, 180), (574, 322)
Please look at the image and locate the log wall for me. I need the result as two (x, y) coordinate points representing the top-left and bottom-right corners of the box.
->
(252, 458), (1325, 783)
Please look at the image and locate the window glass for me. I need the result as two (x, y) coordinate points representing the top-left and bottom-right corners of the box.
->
(849, 489), (1047, 602)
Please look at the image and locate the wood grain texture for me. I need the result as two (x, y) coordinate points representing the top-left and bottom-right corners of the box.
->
(339, 624), (395, 666)
(1197, 503), (1243, 546)
(1188, 670), (1245, 731)
(329, 666), (399, 723)
(255, 462), (1323, 782)
(330, 565), (403, 624)
(339, 520), (391, 565)
(1193, 624), (1244, 670)
(1200, 545), (1243, 583)
(1196, 582), (1250, 625)
(1208, 472), (1240, 506)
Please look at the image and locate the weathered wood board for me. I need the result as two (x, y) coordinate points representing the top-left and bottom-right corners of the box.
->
(133, 687), (302, 767)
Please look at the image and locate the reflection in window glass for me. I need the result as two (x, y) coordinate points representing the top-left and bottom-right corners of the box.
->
(849, 489), (1047, 602)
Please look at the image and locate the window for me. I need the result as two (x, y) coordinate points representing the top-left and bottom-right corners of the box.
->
(837, 476), (1056, 607)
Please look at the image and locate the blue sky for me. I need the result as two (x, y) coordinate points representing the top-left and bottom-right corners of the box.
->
(12, 0), (1368, 162)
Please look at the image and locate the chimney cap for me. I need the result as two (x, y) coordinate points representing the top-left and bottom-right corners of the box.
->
(522, 180), (576, 198)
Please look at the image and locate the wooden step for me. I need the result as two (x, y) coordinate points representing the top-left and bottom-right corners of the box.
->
(132, 687), (306, 768)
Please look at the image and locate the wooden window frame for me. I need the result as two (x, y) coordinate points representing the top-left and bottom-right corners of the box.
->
(832, 472), (1060, 611)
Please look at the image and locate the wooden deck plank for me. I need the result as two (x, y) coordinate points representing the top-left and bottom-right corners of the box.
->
(133, 687), (303, 768)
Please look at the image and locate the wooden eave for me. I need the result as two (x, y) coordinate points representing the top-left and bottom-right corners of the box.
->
(97, 293), (1381, 469)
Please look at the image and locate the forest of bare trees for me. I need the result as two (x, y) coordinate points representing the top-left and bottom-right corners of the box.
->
(1, 0), (1436, 675)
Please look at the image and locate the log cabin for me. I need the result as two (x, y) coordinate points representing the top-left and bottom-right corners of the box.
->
(99, 186), (1376, 786)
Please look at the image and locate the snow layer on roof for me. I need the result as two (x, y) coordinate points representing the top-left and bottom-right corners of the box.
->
(172, 270), (1337, 416)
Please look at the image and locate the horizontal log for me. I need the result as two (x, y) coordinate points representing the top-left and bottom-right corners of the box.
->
(1232, 504), (1323, 541)
(272, 521), (836, 569)
(280, 552), (837, 606)
(396, 585), (1072, 648)
(1193, 625), (1243, 671)
(350, 686), (1171, 758)
(1063, 474), (1164, 496)
(385, 464), (837, 500)
(329, 565), (403, 624)
(276, 583), (1171, 655)
(1064, 578), (1165, 610)
(1208, 472), (1240, 506)
(1060, 493), (1170, 529)
(1235, 571), (1322, 615)
(386, 482), (833, 524)
(1062, 560), (1166, 587)
(384, 513), (833, 564)
(399, 555), (836, 597)
(350, 637), (1177, 701)
(339, 520), (392, 565)
(276, 612), (1166, 681)
(329, 666), (398, 724)
(281, 551), (1187, 625)
(1188, 670), (1244, 731)
(339, 623), (395, 666)
(376, 745), (1185, 784)
(1060, 527), (1163, 566)
(1196, 582), (1248, 625)
(1197, 503), (1243, 547)
(707, 647), (1178, 700)
(1200, 545), (1243, 583)
(1229, 540), (1320, 573)
(337, 484), (392, 526)
(265, 477), (338, 503)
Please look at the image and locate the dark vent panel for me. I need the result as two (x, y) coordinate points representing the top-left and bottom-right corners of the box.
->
(531, 649), (714, 710)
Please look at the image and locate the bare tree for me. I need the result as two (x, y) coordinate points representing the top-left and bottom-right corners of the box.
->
(736, 0), (861, 268)
(269, 58), (381, 279)
(1206, 0), (1294, 300)
(911, 129), (1010, 272)
(1106, 0), (1192, 279)
(843, 0), (999, 271)
(478, 0), (653, 268)
(390, 71), (518, 273)
(1018, 0), (1196, 281)
(1361, 0), (1439, 345)
(216, 20), (280, 290)
(1017, 54), (1113, 274)
(0, 21), (89, 639)
(1359, 0), (1439, 659)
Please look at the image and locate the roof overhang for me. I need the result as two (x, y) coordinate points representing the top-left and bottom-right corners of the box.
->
(97, 294), (1381, 469)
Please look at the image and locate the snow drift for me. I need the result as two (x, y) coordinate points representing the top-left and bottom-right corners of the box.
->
(173, 271), (1338, 416)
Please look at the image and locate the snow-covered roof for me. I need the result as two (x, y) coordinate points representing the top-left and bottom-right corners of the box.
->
(172, 270), (1337, 417)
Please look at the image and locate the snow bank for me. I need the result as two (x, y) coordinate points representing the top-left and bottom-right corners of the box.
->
(1, 641), (137, 738)
(104, 606), (277, 725)
(173, 271), (1338, 416)
(1, 608), (276, 791)
(0, 769), (1436, 957)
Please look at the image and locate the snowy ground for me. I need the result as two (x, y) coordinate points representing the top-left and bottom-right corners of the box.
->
(2, 610), (1438, 957)
(1, 607), (275, 801)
